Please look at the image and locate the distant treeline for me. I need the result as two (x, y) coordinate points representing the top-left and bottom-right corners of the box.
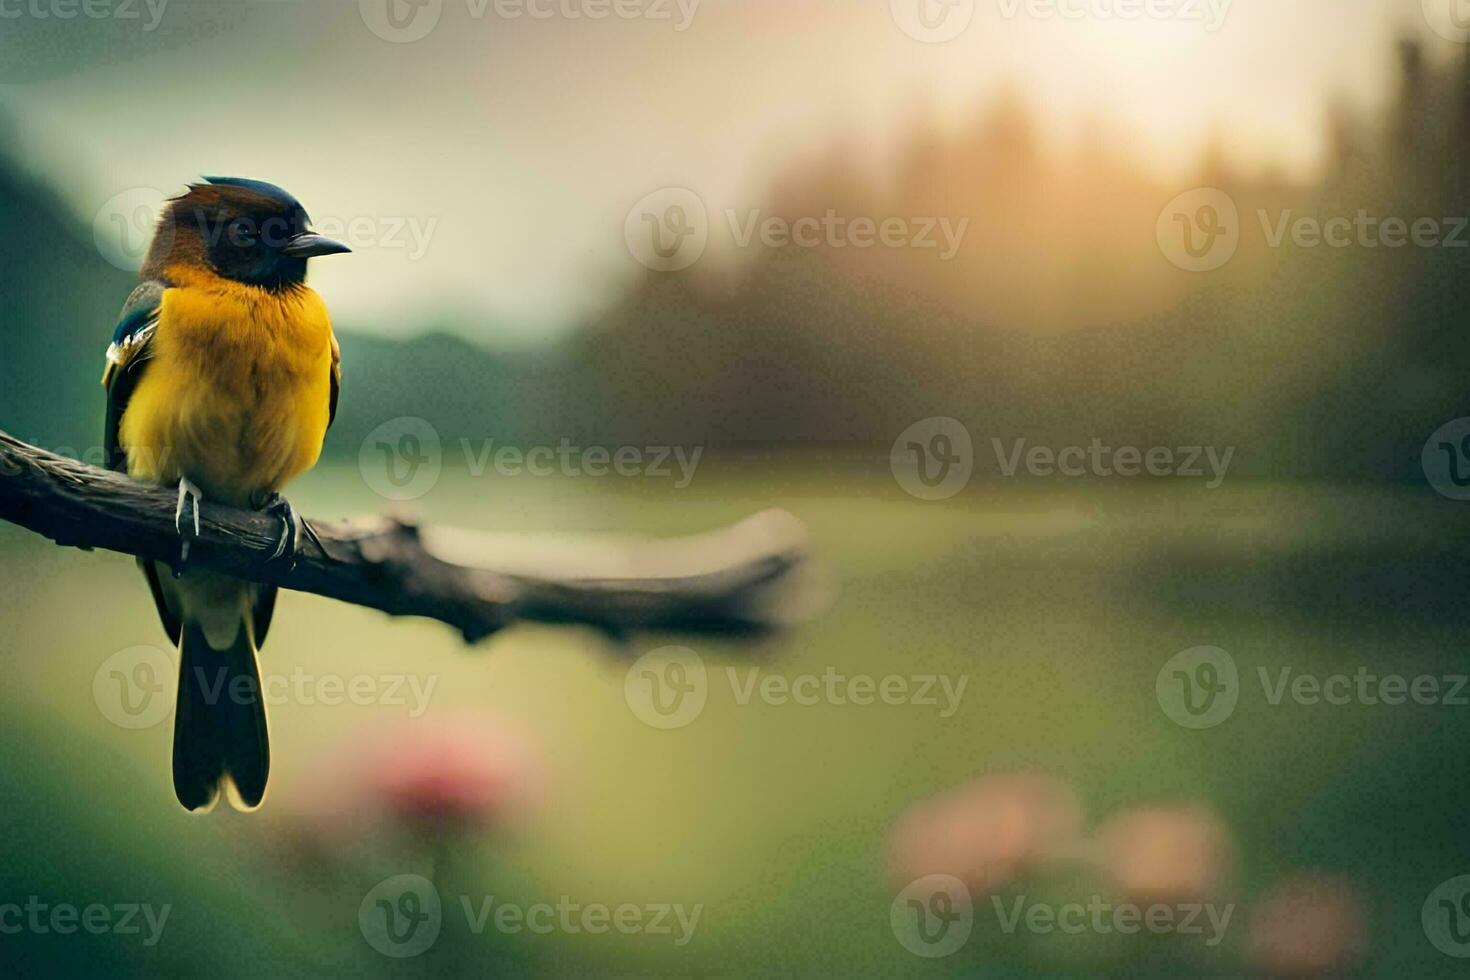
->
(2, 37), (1466, 480)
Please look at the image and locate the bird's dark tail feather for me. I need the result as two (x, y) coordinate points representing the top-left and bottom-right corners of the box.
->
(173, 621), (270, 812)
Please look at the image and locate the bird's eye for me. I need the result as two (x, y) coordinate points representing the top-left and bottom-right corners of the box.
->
(260, 216), (294, 249)
(229, 219), (258, 248)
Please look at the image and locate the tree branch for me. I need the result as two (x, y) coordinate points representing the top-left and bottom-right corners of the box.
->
(0, 431), (822, 642)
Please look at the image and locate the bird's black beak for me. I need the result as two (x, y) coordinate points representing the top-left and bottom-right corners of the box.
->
(283, 232), (352, 258)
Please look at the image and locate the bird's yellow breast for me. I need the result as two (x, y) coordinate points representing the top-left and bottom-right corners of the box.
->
(119, 265), (335, 506)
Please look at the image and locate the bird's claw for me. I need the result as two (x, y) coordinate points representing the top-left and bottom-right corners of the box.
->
(174, 477), (204, 571)
(260, 493), (317, 567)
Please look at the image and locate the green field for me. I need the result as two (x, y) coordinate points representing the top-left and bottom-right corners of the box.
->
(2, 457), (1467, 977)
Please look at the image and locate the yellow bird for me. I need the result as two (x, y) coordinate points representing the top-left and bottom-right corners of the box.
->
(101, 178), (349, 811)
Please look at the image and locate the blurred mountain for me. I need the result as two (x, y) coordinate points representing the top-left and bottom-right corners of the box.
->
(2, 35), (1466, 481)
(0, 115), (136, 454)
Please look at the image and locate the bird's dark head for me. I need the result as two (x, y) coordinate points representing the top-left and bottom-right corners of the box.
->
(142, 177), (350, 290)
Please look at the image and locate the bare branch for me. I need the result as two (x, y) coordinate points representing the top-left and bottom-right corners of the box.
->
(0, 431), (821, 642)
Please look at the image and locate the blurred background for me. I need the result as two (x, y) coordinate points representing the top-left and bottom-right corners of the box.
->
(2, 0), (1470, 976)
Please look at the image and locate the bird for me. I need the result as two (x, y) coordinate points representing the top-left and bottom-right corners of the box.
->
(101, 177), (349, 811)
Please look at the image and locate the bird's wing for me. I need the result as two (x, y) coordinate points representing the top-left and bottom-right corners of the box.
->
(328, 331), (341, 429)
(102, 280), (182, 646)
(102, 280), (167, 473)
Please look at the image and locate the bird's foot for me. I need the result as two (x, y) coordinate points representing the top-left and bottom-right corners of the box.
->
(174, 477), (204, 571)
(258, 493), (322, 567)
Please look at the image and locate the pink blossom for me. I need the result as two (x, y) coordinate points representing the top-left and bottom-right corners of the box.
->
(889, 773), (1084, 894)
(1095, 804), (1231, 904)
(1248, 874), (1368, 977)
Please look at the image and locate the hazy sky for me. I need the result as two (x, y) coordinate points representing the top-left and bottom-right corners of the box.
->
(0, 0), (1448, 342)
